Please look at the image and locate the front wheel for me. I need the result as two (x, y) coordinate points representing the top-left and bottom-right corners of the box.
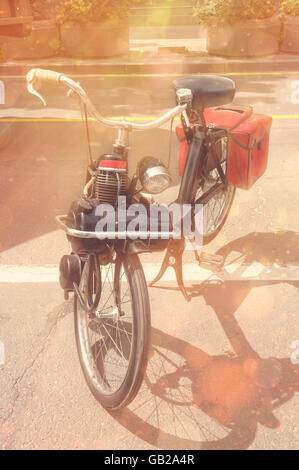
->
(74, 252), (151, 410)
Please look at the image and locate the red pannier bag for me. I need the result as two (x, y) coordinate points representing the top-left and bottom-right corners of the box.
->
(176, 106), (272, 190)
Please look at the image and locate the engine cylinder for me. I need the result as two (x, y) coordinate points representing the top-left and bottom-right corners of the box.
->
(94, 155), (127, 206)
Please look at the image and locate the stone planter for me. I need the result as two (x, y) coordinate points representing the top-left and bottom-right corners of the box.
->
(207, 16), (281, 57)
(281, 15), (299, 53)
(3, 19), (59, 59)
(60, 20), (129, 58)
(0, 0), (32, 37)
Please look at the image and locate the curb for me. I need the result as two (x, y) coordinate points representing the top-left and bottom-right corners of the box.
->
(1, 54), (299, 77)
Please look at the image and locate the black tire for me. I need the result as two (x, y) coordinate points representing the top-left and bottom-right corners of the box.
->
(74, 253), (151, 410)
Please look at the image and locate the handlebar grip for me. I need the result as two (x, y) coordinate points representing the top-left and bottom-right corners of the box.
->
(26, 68), (63, 85)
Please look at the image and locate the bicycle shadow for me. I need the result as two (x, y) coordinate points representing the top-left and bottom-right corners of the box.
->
(216, 230), (299, 270)
(110, 231), (299, 450)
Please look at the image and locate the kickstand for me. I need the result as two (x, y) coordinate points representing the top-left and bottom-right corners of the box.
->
(149, 239), (191, 302)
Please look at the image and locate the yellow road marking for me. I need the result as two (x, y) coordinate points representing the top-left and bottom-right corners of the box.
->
(272, 115), (299, 119)
(1, 71), (299, 79)
(0, 116), (159, 122)
(1, 115), (299, 123)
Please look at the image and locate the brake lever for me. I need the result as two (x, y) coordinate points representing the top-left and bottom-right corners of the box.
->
(27, 82), (47, 106)
(26, 71), (47, 106)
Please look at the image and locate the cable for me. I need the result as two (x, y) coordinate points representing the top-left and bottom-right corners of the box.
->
(80, 99), (93, 166)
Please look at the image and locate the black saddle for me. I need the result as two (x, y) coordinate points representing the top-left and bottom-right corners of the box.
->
(173, 75), (236, 109)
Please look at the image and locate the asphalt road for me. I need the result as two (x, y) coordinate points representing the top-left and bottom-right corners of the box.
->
(0, 72), (299, 450)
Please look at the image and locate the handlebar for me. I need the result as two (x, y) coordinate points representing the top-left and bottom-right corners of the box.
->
(27, 68), (62, 85)
(26, 68), (187, 131)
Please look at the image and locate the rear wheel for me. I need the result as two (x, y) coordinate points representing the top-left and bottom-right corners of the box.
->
(195, 143), (236, 245)
(74, 252), (151, 410)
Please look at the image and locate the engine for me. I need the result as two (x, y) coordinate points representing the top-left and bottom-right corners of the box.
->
(94, 155), (127, 206)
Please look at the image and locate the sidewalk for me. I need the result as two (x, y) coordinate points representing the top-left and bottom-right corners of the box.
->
(1, 37), (299, 76)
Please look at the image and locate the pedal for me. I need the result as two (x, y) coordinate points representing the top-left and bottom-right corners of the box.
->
(197, 251), (224, 271)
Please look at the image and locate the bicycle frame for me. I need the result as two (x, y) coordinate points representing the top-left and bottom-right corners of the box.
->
(26, 69), (230, 302)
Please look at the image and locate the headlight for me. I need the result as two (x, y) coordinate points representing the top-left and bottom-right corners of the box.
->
(138, 157), (171, 195)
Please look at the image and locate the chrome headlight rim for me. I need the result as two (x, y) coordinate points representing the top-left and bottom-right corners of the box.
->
(138, 157), (171, 195)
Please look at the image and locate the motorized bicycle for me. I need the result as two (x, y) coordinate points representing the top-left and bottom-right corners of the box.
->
(26, 69), (272, 410)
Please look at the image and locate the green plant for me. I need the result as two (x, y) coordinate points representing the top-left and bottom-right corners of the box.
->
(57, 0), (141, 23)
(281, 0), (299, 16)
(194, 0), (279, 25)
